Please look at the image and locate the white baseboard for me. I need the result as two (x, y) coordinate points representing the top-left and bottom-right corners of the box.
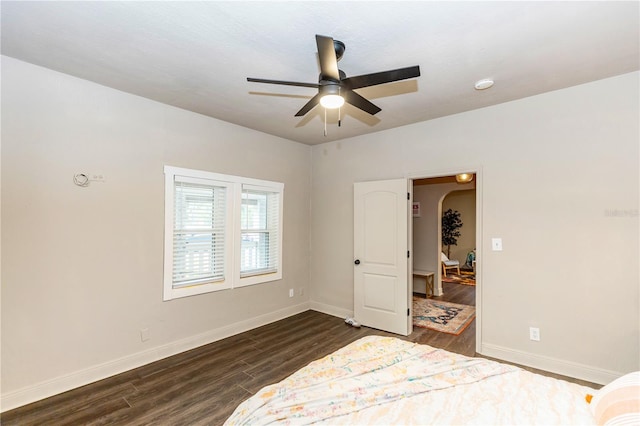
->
(480, 342), (621, 385)
(6, 302), (617, 413)
(0, 301), (310, 413)
(309, 300), (353, 320)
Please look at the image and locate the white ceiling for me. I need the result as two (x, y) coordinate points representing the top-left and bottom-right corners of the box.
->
(2, 1), (638, 145)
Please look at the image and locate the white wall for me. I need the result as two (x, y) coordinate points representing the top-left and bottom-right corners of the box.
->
(310, 72), (639, 384)
(0, 56), (312, 409)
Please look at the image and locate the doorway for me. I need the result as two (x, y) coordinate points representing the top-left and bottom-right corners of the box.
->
(410, 172), (481, 354)
(351, 171), (482, 351)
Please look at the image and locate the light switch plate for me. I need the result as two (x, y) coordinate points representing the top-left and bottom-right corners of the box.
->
(491, 238), (503, 251)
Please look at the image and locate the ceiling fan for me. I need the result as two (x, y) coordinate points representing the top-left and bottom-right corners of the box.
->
(247, 35), (421, 118)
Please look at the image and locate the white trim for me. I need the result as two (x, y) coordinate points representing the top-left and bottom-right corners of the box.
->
(236, 270), (282, 287)
(309, 300), (353, 320)
(408, 165), (483, 354)
(0, 302), (310, 412)
(164, 166), (283, 189)
(164, 168), (177, 299)
(474, 168), (483, 354)
(435, 196), (445, 297)
(407, 181), (414, 335)
(163, 165), (284, 300)
(163, 172), (235, 301)
(236, 182), (284, 288)
(242, 182), (284, 192)
(479, 342), (620, 385)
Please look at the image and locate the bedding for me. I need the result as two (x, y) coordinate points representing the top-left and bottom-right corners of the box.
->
(589, 371), (640, 425)
(225, 335), (597, 425)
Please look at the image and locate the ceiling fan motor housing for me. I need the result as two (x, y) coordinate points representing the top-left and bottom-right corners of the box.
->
(319, 70), (346, 85)
(333, 40), (346, 61)
(319, 83), (341, 97)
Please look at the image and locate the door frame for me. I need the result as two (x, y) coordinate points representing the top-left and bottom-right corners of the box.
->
(408, 166), (483, 354)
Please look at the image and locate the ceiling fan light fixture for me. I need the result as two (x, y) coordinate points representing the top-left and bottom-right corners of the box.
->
(455, 173), (474, 183)
(320, 94), (345, 109)
(319, 83), (344, 109)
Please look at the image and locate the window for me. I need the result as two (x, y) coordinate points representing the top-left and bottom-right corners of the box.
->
(240, 185), (281, 281)
(173, 179), (228, 286)
(164, 166), (283, 300)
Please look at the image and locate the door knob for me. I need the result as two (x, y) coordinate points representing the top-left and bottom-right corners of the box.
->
(354, 259), (360, 265)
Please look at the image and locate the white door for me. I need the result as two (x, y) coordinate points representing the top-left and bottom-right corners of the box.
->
(354, 179), (410, 336)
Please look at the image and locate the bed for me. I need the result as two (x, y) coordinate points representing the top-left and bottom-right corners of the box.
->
(225, 335), (615, 425)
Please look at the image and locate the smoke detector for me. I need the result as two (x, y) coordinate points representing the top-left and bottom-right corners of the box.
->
(474, 79), (494, 90)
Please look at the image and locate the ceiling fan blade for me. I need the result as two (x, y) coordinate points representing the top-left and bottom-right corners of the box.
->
(342, 65), (421, 90)
(295, 93), (321, 117)
(343, 89), (381, 115)
(316, 35), (340, 81)
(247, 77), (319, 89)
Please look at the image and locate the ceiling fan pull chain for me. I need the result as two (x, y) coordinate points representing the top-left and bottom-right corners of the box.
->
(338, 87), (342, 127)
(324, 108), (327, 137)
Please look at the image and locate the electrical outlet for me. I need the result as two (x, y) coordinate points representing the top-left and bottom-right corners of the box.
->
(140, 328), (150, 342)
(289, 288), (294, 298)
(529, 327), (540, 341)
(492, 238), (503, 251)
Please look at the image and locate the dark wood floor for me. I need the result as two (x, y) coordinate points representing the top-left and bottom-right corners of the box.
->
(1, 282), (596, 425)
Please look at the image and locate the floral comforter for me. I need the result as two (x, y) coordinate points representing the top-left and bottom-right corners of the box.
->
(225, 335), (596, 425)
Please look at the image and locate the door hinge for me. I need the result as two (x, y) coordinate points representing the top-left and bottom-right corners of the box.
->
(407, 308), (410, 316)
(407, 192), (410, 200)
(407, 250), (410, 258)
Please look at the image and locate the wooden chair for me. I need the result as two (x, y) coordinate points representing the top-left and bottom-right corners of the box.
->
(441, 252), (460, 277)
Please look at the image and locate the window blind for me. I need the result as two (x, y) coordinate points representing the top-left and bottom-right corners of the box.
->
(240, 185), (280, 277)
(172, 179), (226, 287)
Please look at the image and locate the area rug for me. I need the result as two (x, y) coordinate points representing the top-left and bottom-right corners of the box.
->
(442, 271), (476, 286)
(412, 296), (476, 335)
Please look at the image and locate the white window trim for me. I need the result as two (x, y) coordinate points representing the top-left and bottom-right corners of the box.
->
(163, 166), (283, 301)
(235, 183), (284, 288)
